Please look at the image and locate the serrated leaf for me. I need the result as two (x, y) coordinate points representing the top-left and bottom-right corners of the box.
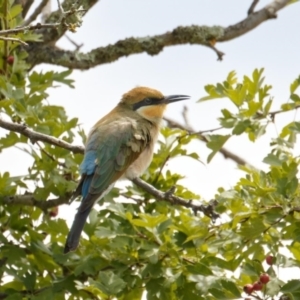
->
(206, 135), (230, 163)
(281, 279), (300, 299)
(263, 153), (282, 166)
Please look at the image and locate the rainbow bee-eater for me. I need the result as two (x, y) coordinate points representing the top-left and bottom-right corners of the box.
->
(64, 87), (190, 253)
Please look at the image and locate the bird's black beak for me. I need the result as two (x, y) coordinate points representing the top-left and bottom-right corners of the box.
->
(163, 95), (190, 104)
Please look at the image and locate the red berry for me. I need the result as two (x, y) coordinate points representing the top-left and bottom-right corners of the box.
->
(49, 206), (59, 218)
(260, 273), (270, 284)
(253, 281), (263, 291)
(243, 284), (254, 294)
(266, 255), (274, 265)
(6, 56), (14, 65)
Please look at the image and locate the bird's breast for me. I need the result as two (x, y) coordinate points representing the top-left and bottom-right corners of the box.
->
(125, 125), (159, 179)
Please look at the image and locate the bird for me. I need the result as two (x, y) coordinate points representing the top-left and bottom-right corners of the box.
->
(64, 86), (190, 253)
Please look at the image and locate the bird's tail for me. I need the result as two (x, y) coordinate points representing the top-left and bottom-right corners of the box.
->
(64, 194), (96, 253)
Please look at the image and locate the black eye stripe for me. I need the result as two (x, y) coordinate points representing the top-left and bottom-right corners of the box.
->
(133, 97), (163, 110)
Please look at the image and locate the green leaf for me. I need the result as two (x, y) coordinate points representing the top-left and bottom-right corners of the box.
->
(290, 76), (300, 93)
(186, 263), (213, 276)
(290, 93), (300, 102)
(206, 135), (230, 163)
(8, 5), (22, 19)
(281, 280), (300, 299)
(263, 153), (282, 166)
(91, 271), (127, 295)
(232, 120), (251, 135)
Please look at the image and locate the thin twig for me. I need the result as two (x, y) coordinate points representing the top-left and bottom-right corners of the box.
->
(153, 154), (170, 185)
(36, 142), (67, 167)
(23, 0), (50, 26)
(132, 177), (219, 220)
(57, 0), (64, 13)
(248, 0), (260, 15)
(206, 44), (225, 61)
(0, 36), (28, 46)
(65, 34), (83, 50)
(268, 104), (300, 120)
(182, 106), (193, 130)
(3, 0), (9, 74)
(164, 116), (252, 166)
(0, 23), (60, 36)
(22, 0), (34, 18)
(194, 126), (224, 135)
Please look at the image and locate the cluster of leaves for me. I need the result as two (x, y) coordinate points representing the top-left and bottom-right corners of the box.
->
(2, 3), (300, 300)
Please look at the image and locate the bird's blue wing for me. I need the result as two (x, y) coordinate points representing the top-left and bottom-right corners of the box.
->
(64, 120), (151, 253)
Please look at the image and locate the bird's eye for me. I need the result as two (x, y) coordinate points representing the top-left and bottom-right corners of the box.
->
(144, 98), (152, 105)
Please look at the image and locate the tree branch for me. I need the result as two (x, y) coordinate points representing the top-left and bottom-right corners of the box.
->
(0, 36), (28, 45)
(219, 0), (290, 41)
(132, 178), (219, 220)
(1, 193), (71, 210)
(23, 0), (50, 26)
(0, 23), (60, 36)
(26, 0), (292, 69)
(248, 0), (260, 15)
(37, 0), (99, 44)
(22, 0), (34, 18)
(164, 116), (252, 167)
(0, 118), (84, 154)
(2, 178), (219, 221)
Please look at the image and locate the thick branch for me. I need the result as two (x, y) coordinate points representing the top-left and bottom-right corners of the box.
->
(132, 178), (219, 220)
(26, 0), (292, 69)
(27, 24), (225, 68)
(0, 118), (84, 154)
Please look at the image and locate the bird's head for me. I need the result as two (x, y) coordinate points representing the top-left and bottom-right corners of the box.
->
(120, 87), (190, 123)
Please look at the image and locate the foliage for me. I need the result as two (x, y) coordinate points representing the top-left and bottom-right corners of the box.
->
(1, 2), (300, 300)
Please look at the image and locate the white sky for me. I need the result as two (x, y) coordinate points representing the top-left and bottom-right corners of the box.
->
(1, 0), (300, 295)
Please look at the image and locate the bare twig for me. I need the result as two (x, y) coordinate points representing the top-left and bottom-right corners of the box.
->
(0, 23), (60, 36)
(132, 177), (219, 220)
(3, 0), (9, 74)
(164, 116), (252, 166)
(248, 0), (260, 15)
(206, 44), (225, 61)
(219, 0), (288, 41)
(0, 36), (28, 45)
(268, 104), (300, 120)
(23, 0), (50, 26)
(195, 127), (224, 135)
(0, 118), (84, 154)
(182, 106), (193, 130)
(65, 34), (84, 50)
(0, 6), (86, 37)
(22, 0), (35, 18)
(57, 0), (64, 13)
